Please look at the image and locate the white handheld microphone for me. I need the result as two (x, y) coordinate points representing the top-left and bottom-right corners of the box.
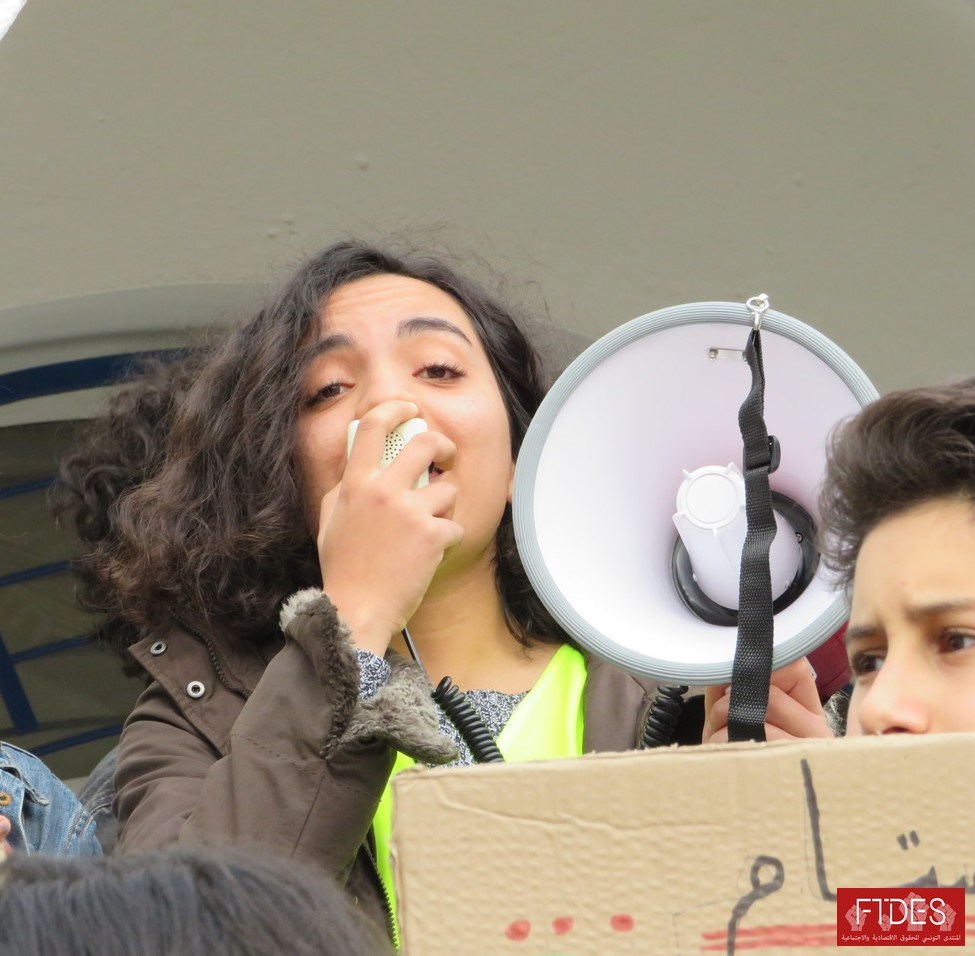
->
(346, 417), (429, 489)
(346, 417), (430, 667)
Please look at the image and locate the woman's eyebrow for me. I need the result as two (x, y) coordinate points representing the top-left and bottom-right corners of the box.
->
(907, 598), (975, 619)
(306, 318), (472, 361)
(307, 332), (356, 359)
(397, 317), (472, 345)
(845, 623), (879, 644)
(846, 599), (975, 644)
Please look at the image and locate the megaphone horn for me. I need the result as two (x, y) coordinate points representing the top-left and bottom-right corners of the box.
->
(513, 298), (878, 686)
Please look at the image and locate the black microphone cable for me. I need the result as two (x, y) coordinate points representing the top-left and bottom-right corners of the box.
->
(402, 627), (505, 763)
(640, 684), (688, 748)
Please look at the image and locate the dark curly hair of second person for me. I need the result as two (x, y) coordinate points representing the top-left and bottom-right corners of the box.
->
(819, 376), (975, 589)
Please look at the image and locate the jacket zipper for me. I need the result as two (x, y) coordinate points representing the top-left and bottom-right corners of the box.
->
(364, 839), (400, 949)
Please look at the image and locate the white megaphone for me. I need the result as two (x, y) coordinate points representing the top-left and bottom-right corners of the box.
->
(512, 299), (878, 685)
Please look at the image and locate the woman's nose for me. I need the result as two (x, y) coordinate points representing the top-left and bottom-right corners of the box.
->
(354, 367), (419, 420)
(855, 655), (932, 735)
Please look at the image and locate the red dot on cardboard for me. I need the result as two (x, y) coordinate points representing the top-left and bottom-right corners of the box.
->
(610, 914), (635, 932)
(505, 920), (531, 941)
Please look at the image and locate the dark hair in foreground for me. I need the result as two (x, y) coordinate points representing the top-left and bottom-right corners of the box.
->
(0, 846), (388, 956)
(52, 355), (202, 673)
(819, 376), (975, 589)
(87, 240), (566, 648)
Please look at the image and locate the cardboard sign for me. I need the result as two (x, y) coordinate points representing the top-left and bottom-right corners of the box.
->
(392, 734), (975, 954)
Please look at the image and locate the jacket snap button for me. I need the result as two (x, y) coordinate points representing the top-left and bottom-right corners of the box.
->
(149, 641), (167, 656)
(186, 681), (206, 699)
(0, 792), (11, 806)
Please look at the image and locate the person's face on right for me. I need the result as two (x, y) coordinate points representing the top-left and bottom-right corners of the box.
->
(845, 497), (975, 736)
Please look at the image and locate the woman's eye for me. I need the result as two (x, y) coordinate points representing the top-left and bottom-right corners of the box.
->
(849, 650), (885, 678)
(304, 382), (347, 406)
(418, 362), (464, 381)
(944, 631), (975, 653)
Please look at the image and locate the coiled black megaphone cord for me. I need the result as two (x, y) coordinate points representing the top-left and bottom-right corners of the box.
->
(641, 684), (688, 749)
(402, 627), (505, 763)
(431, 676), (505, 763)
(407, 630), (688, 758)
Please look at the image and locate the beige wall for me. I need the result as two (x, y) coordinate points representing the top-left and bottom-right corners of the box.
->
(1, 0), (974, 391)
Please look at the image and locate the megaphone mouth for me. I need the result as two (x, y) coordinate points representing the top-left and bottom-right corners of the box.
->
(670, 492), (820, 626)
(513, 299), (875, 682)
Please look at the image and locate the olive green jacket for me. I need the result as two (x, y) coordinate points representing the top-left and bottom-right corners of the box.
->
(114, 589), (702, 939)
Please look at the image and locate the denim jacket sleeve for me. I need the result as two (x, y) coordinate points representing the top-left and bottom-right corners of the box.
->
(0, 742), (102, 857)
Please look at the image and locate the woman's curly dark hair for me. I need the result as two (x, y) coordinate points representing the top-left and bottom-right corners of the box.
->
(52, 355), (203, 673)
(818, 376), (975, 590)
(94, 240), (568, 649)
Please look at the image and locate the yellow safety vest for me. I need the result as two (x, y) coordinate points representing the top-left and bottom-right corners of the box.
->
(371, 642), (588, 945)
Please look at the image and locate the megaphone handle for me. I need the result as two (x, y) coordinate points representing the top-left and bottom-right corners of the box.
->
(727, 326), (778, 742)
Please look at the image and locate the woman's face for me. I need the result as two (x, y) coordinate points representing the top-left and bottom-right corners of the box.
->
(296, 273), (514, 571)
(845, 497), (975, 735)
